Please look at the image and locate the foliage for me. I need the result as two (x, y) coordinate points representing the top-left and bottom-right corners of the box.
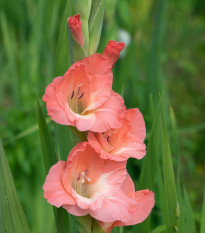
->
(0, 0), (205, 232)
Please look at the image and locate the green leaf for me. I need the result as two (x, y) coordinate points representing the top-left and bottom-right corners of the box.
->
(183, 187), (197, 233)
(55, 124), (73, 161)
(53, 1), (78, 232)
(0, 140), (30, 233)
(160, 100), (178, 233)
(200, 180), (205, 233)
(152, 225), (166, 233)
(37, 99), (57, 173)
(89, 0), (105, 54)
(133, 103), (161, 233)
(54, 0), (73, 76)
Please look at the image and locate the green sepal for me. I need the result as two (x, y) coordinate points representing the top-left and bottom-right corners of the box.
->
(68, 25), (88, 64)
(89, 0), (105, 54)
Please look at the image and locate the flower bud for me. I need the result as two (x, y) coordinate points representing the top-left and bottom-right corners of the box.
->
(102, 40), (125, 67)
(68, 14), (84, 47)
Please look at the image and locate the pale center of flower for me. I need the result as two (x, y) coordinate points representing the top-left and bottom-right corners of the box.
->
(68, 83), (85, 114)
(73, 169), (92, 197)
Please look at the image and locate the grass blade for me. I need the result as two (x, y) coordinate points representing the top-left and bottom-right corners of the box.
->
(183, 187), (197, 233)
(54, 0), (72, 76)
(53, 1), (76, 232)
(200, 180), (205, 233)
(133, 103), (161, 233)
(160, 100), (178, 233)
(0, 140), (30, 233)
(37, 99), (57, 173)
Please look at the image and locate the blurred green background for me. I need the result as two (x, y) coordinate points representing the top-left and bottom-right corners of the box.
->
(0, 0), (205, 232)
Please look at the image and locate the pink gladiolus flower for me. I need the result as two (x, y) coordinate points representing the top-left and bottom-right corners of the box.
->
(42, 43), (126, 132)
(102, 40), (125, 67)
(68, 14), (84, 47)
(88, 108), (146, 161)
(43, 142), (154, 223)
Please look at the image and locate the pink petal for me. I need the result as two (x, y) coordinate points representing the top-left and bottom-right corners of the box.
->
(111, 134), (146, 160)
(115, 190), (155, 226)
(42, 77), (72, 125)
(90, 91), (126, 132)
(43, 161), (75, 207)
(125, 108), (146, 141)
(82, 54), (112, 77)
(90, 190), (136, 222)
(63, 204), (89, 216)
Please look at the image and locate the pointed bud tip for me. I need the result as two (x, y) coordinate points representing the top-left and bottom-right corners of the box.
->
(67, 14), (84, 47)
(102, 40), (125, 67)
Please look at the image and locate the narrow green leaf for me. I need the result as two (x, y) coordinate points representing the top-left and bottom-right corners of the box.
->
(53, 1), (77, 232)
(55, 124), (73, 161)
(152, 225), (166, 233)
(57, 207), (72, 233)
(176, 182), (186, 233)
(89, 0), (105, 54)
(183, 187), (197, 233)
(200, 180), (205, 233)
(37, 99), (57, 173)
(0, 140), (30, 233)
(54, 0), (72, 76)
(160, 101), (178, 233)
(157, 168), (168, 227)
(133, 103), (161, 233)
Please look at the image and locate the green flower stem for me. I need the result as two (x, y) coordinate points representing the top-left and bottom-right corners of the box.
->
(69, 126), (87, 142)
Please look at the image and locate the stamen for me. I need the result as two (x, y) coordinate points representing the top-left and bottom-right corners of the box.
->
(77, 86), (80, 94)
(107, 136), (110, 142)
(71, 90), (74, 99)
(85, 169), (88, 175)
(77, 173), (81, 180)
(77, 92), (84, 99)
(81, 178), (85, 184)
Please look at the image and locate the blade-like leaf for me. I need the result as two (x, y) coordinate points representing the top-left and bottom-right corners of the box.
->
(160, 101), (178, 233)
(55, 124), (73, 161)
(183, 187), (197, 233)
(54, 0), (73, 76)
(200, 180), (205, 233)
(53, 1), (77, 232)
(37, 99), (57, 173)
(152, 225), (166, 233)
(133, 103), (161, 233)
(0, 140), (31, 233)
(89, 0), (105, 54)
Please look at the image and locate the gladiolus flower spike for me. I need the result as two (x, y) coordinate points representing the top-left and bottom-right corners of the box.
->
(42, 13), (155, 232)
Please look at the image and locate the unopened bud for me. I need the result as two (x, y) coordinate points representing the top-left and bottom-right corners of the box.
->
(68, 14), (84, 47)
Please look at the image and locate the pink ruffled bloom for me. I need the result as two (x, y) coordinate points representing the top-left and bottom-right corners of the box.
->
(42, 41), (125, 132)
(88, 108), (146, 161)
(68, 14), (84, 47)
(43, 142), (154, 224)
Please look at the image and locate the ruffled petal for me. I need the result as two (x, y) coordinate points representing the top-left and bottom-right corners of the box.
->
(115, 190), (155, 226)
(42, 77), (72, 125)
(43, 161), (75, 207)
(90, 91), (126, 132)
(125, 108), (146, 141)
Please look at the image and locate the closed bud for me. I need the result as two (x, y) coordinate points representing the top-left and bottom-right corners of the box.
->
(102, 40), (125, 67)
(68, 14), (84, 47)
